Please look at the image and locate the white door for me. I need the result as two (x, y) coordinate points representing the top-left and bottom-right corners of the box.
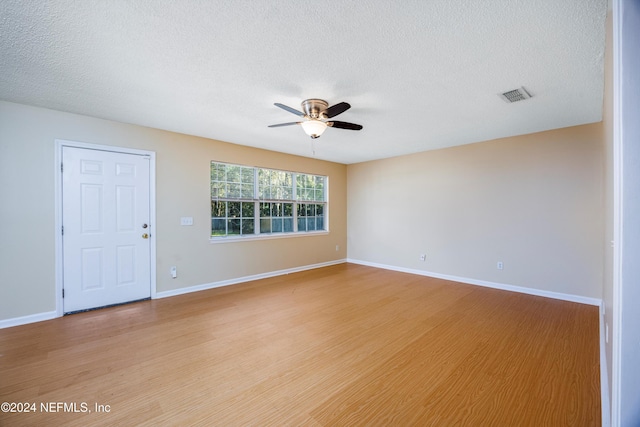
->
(62, 146), (151, 313)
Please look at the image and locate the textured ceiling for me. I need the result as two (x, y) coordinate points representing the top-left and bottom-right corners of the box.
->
(0, 0), (608, 164)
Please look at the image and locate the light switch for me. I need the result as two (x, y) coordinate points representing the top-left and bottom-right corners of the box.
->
(180, 217), (193, 226)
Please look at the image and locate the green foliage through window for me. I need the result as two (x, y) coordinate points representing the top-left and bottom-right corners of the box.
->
(211, 162), (327, 238)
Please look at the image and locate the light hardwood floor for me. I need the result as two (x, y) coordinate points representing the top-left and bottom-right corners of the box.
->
(0, 263), (601, 426)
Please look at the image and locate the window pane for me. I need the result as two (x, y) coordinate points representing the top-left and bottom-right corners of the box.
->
(227, 165), (240, 182)
(282, 187), (292, 200)
(211, 183), (221, 199)
(272, 218), (283, 233)
(241, 184), (254, 198)
(316, 217), (324, 230)
(297, 218), (306, 231)
(260, 218), (271, 233)
(242, 202), (254, 217)
(228, 183), (241, 198)
(307, 218), (316, 231)
(281, 186), (290, 199)
(260, 203), (270, 217)
(242, 167), (254, 183)
(257, 168), (294, 201)
(214, 183), (227, 198)
(228, 202), (241, 218)
(212, 201), (226, 218)
(258, 172), (268, 197)
(297, 204), (306, 217)
(283, 218), (293, 232)
(295, 174), (325, 201)
(306, 204), (315, 216)
(273, 186), (282, 200)
(242, 219), (254, 234)
(283, 203), (293, 216)
(228, 219), (241, 235)
(258, 169), (268, 183)
(212, 219), (226, 236)
(316, 204), (324, 216)
(212, 163), (225, 181)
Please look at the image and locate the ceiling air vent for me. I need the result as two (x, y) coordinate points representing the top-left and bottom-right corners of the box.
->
(499, 87), (532, 103)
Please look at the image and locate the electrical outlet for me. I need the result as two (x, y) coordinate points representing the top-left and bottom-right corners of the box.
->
(420, 254), (426, 261)
(497, 261), (504, 270)
(336, 245), (340, 251)
(170, 266), (177, 278)
(180, 217), (193, 226)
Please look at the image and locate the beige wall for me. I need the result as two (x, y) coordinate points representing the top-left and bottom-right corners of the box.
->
(0, 99), (607, 320)
(0, 101), (347, 321)
(347, 123), (604, 299)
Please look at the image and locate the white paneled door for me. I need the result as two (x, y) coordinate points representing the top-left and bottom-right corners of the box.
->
(62, 147), (151, 313)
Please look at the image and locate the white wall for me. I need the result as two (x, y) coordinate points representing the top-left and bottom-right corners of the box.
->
(602, 2), (615, 423)
(0, 101), (347, 323)
(347, 124), (604, 300)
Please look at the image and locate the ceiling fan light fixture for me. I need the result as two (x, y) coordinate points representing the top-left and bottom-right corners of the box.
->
(300, 120), (327, 139)
(270, 99), (361, 138)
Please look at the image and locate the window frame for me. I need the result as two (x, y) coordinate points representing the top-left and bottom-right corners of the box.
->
(210, 162), (329, 242)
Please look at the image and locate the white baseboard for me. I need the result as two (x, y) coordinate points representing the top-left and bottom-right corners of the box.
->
(347, 258), (603, 306)
(0, 310), (58, 329)
(155, 259), (347, 299)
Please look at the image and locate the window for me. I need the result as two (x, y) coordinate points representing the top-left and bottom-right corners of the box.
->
(211, 162), (327, 239)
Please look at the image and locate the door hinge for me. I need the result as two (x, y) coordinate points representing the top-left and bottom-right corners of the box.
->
(61, 225), (64, 235)
(62, 288), (65, 298)
(61, 163), (63, 173)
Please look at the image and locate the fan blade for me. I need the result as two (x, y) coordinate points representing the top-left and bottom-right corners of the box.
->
(327, 121), (362, 131)
(274, 103), (305, 117)
(322, 102), (351, 118)
(268, 122), (300, 128)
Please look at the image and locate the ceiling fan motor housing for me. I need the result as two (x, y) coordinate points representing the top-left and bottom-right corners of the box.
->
(302, 99), (329, 119)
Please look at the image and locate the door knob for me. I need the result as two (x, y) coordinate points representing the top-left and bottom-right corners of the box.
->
(142, 223), (148, 229)
(142, 233), (149, 239)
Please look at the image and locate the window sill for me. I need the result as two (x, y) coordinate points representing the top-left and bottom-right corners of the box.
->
(210, 230), (329, 244)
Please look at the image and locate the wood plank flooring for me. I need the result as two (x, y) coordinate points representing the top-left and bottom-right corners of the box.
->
(0, 263), (601, 426)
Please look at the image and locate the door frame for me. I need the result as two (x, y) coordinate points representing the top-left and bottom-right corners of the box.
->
(54, 139), (157, 317)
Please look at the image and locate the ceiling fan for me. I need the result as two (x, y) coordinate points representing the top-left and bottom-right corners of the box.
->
(268, 99), (363, 139)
